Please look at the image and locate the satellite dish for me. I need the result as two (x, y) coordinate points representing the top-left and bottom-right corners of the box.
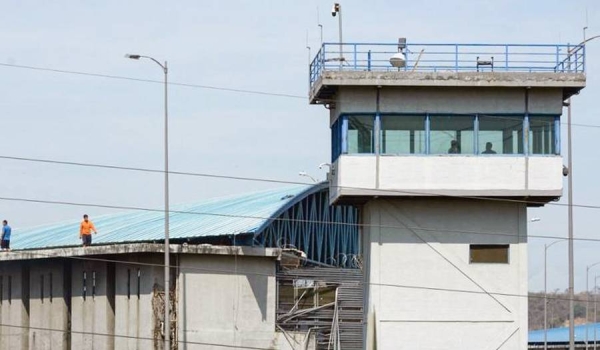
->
(390, 52), (406, 68)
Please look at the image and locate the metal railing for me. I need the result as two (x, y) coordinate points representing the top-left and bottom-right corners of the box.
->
(309, 42), (586, 88)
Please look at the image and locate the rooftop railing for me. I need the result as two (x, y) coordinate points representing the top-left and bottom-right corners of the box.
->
(309, 42), (586, 88)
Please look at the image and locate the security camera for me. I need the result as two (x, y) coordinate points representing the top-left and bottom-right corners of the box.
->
(331, 3), (340, 16)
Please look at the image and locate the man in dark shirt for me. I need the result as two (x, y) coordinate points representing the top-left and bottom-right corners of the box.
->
(482, 142), (497, 154)
(1, 220), (11, 251)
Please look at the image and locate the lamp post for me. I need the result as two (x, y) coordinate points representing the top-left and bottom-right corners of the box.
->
(125, 54), (170, 350)
(586, 263), (600, 349)
(595, 275), (600, 350)
(299, 171), (318, 183)
(544, 239), (566, 350)
(568, 34), (600, 350)
(331, 3), (342, 70)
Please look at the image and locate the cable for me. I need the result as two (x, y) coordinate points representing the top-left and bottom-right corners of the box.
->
(0, 154), (599, 211)
(2, 63), (600, 131)
(9, 248), (586, 304)
(0, 62), (305, 100)
(0, 322), (273, 350)
(2, 194), (598, 244)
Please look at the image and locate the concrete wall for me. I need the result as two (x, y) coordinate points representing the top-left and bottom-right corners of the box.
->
(178, 254), (277, 350)
(28, 260), (69, 350)
(331, 155), (563, 201)
(363, 198), (528, 350)
(0, 247), (283, 350)
(331, 86), (563, 125)
(70, 260), (115, 350)
(114, 254), (163, 350)
(0, 262), (29, 350)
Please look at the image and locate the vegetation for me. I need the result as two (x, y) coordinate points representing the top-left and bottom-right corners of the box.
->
(529, 290), (600, 330)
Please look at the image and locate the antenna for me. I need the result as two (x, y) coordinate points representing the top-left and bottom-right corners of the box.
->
(306, 30), (311, 89)
(306, 30), (311, 63)
(584, 7), (589, 41)
(317, 7), (323, 45)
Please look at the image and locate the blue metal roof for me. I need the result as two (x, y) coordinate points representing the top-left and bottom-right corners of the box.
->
(530, 323), (600, 343)
(12, 183), (323, 250)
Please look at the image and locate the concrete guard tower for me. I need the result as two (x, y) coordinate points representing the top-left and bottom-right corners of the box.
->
(309, 41), (586, 349)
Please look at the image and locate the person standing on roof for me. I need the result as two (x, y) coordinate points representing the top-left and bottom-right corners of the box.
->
(1, 220), (11, 251)
(80, 214), (97, 247)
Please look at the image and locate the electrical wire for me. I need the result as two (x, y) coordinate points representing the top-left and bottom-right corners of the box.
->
(0, 194), (594, 243)
(0, 248), (584, 304)
(3, 63), (600, 129)
(0, 153), (598, 211)
(0, 62), (305, 100)
(0, 322), (273, 350)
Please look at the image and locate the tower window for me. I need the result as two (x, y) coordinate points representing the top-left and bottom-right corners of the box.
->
(430, 116), (475, 154)
(380, 115), (426, 154)
(347, 115), (375, 154)
(470, 244), (509, 264)
(529, 116), (556, 155)
(478, 115), (524, 155)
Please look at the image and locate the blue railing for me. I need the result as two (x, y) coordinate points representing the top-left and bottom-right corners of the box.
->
(309, 42), (586, 88)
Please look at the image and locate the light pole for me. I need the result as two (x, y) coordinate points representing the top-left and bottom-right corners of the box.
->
(595, 275), (600, 350)
(125, 54), (170, 350)
(544, 239), (566, 350)
(567, 34), (600, 350)
(331, 3), (342, 70)
(586, 262), (600, 349)
(299, 171), (318, 183)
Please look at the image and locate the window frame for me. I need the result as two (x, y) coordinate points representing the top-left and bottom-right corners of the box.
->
(469, 244), (510, 264)
(379, 114), (428, 155)
(332, 113), (561, 159)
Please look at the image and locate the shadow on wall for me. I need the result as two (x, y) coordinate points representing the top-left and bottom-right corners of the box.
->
(373, 197), (527, 245)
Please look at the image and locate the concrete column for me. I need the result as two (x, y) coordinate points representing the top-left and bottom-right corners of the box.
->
(362, 198), (528, 349)
(0, 262), (30, 350)
(29, 260), (69, 350)
(70, 259), (115, 350)
(114, 254), (162, 349)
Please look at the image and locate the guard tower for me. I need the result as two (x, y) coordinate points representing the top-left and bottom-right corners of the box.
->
(309, 40), (586, 349)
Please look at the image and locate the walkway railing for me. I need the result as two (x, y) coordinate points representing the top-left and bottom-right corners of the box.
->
(309, 42), (586, 88)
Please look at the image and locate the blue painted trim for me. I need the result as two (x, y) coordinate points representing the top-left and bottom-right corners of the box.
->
(554, 116), (561, 155)
(375, 113), (381, 155)
(254, 185), (360, 268)
(474, 114), (480, 154)
(523, 114), (530, 155)
(335, 112), (561, 157)
(341, 116), (348, 154)
(310, 42), (585, 87)
(425, 114), (431, 154)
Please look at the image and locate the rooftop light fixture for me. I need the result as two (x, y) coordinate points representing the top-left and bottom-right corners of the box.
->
(390, 37), (407, 68)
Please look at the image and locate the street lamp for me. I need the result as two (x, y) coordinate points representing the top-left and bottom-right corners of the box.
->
(544, 239), (567, 350)
(595, 275), (600, 350)
(585, 262), (600, 349)
(567, 33), (600, 350)
(299, 171), (318, 183)
(331, 3), (342, 70)
(125, 54), (171, 350)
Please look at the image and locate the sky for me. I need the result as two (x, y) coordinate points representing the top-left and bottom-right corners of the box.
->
(0, 0), (598, 292)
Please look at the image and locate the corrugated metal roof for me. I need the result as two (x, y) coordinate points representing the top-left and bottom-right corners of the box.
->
(529, 323), (600, 343)
(12, 183), (324, 250)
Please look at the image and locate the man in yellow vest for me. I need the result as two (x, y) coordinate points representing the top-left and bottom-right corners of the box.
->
(79, 214), (97, 247)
